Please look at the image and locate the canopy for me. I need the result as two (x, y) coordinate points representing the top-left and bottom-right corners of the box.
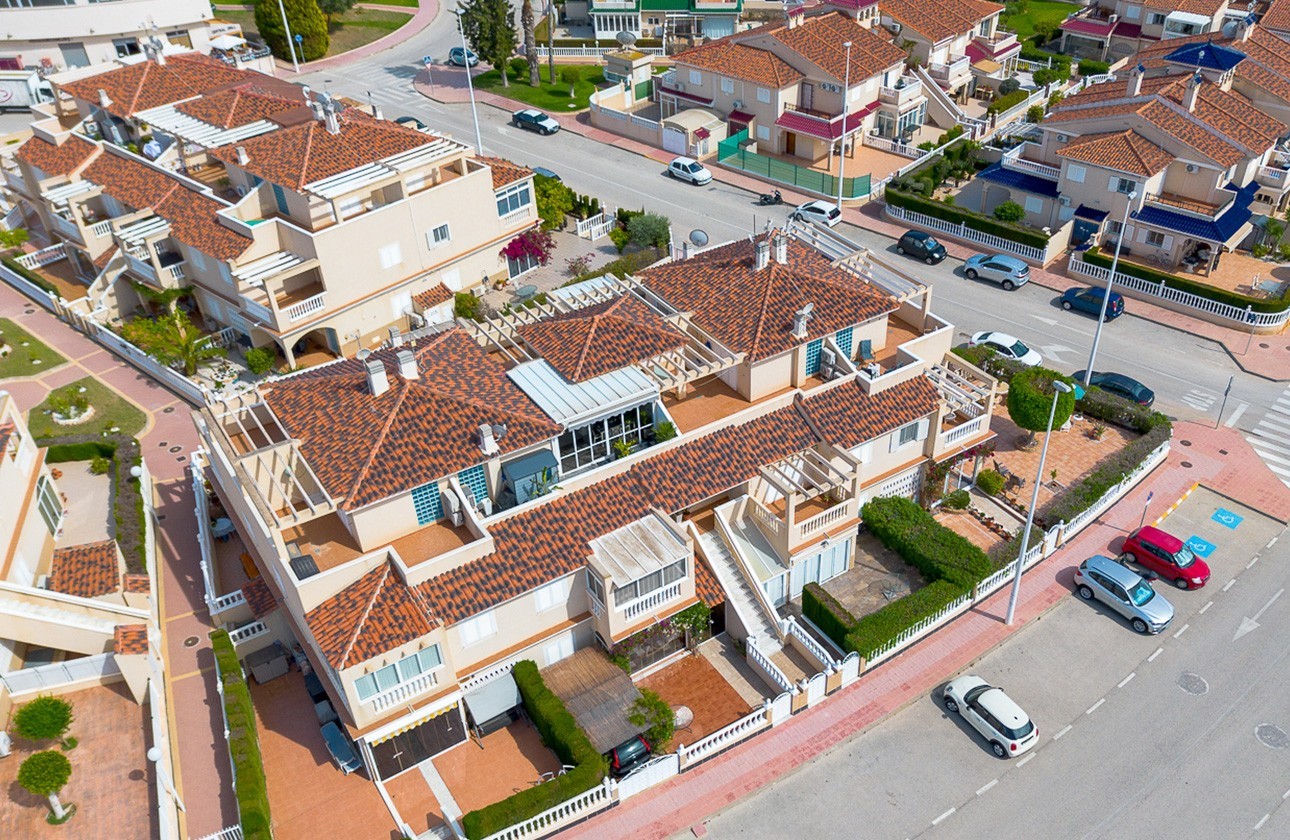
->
(463, 671), (520, 726)
(209, 34), (247, 51)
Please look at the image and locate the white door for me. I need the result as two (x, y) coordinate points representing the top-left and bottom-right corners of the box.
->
(763, 573), (787, 608)
(543, 634), (575, 666)
(663, 126), (688, 155)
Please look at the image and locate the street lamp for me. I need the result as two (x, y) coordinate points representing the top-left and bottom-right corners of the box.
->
(453, 6), (485, 156)
(147, 746), (186, 814)
(1082, 191), (1136, 388)
(836, 41), (853, 208)
(276, 0), (300, 73)
(1004, 379), (1074, 626)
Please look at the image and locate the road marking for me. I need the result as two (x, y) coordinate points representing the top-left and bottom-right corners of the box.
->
(1053, 725), (1072, 740)
(1148, 647), (1164, 662)
(1234, 588), (1285, 641)
(1086, 699), (1105, 714)
(1224, 402), (1249, 427)
(1224, 579), (1237, 592)
(1173, 623), (1190, 639)
(932, 807), (956, 826)
(1200, 600), (1214, 614)
(1269, 537), (1280, 549)
(1254, 814), (1270, 831)
(1283, 787), (1290, 800)
(1249, 556), (1260, 569)
(1118, 672), (1136, 688)
(976, 779), (998, 796)
(1016, 754), (1034, 768)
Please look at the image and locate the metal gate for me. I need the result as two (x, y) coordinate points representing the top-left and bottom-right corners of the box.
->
(616, 753), (679, 799)
(663, 126), (687, 155)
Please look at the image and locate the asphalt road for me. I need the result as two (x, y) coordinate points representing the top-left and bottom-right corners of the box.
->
(705, 488), (1290, 840)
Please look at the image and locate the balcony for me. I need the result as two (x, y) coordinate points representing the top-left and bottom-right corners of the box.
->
(125, 248), (186, 287)
(619, 580), (684, 622)
(974, 30), (1019, 57)
(365, 668), (441, 714)
(88, 220), (113, 239)
(49, 211), (82, 243)
(4, 167), (28, 196)
(590, 0), (637, 7)
(927, 55), (971, 87)
(282, 290), (326, 323)
(878, 77), (924, 109)
(1256, 165), (1290, 193)
(1143, 191), (1223, 219)
(1002, 144), (1060, 181)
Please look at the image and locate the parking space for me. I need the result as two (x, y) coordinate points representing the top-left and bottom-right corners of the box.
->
(1136, 486), (1283, 588)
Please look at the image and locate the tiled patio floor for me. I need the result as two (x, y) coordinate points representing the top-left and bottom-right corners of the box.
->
(51, 459), (113, 546)
(637, 653), (754, 745)
(250, 669), (401, 840)
(211, 530), (251, 593)
(934, 508), (1007, 555)
(816, 531), (925, 619)
(0, 683), (155, 839)
(433, 721), (561, 815)
(383, 766), (445, 837)
(697, 636), (771, 708)
(1116, 250), (1288, 297)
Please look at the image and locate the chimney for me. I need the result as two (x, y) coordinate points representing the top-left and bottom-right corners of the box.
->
(478, 423), (500, 456)
(1128, 63), (1145, 97)
(1238, 13), (1255, 42)
(151, 38), (166, 66)
(97, 88), (112, 108)
(791, 303), (813, 340)
(373, 105), (384, 121)
(396, 349), (418, 380)
(786, 5), (805, 28)
(235, 145), (249, 167)
(754, 239), (771, 271)
(1183, 72), (1203, 113)
(773, 232), (788, 264)
(365, 359), (389, 397)
(322, 97), (341, 135)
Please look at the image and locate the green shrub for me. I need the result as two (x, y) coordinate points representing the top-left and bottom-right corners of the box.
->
(998, 78), (1021, 96)
(1080, 247), (1290, 313)
(47, 388), (89, 417)
(244, 346), (276, 376)
(509, 57), (529, 78)
(1, 255), (58, 295)
(89, 456), (111, 475)
(654, 420), (677, 442)
(949, 345), (1029, 382)
(210, 629), (271, 840)
(629, 688), (675, 750)
(43, 441), (117, 463)
(608, 227), (631, 254)
(454, 292), (480, 320)
(12, 696), (73, 743)
(1041, 422), (1171, 529)
(993, 201), (1025, 222)
(255, 0), (328, 61)
(977, 469), (1005, 496)
(1026, 104), (1046, 123)
(627, 212), (671, 250)
(1019, 46), (1071, 81)
(987, 89), (1031, 115)
(1077, 386), (1168, 433)
(802, 583), (857, 649)
(846, 580), (966, 659)
(861, 496), (992, 591)
(884, 190), (1050, 249)
(1007, 366), (1077, 444)
(1032, 68), (1058, 87)
(1078, 58), (1111, 76)
(942, 489), (971, 510)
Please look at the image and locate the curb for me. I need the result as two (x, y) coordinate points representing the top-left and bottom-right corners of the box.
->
(1153, 482), (1199, 527)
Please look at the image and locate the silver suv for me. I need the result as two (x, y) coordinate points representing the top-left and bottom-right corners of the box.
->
(1074, 554), (1175, 634)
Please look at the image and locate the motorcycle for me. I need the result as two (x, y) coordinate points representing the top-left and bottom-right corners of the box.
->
(758, 190), (783, 206)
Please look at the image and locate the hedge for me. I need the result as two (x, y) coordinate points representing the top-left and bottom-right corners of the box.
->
(1, 255), (58, 295)
(884, 189), (1051, 249)
(987, 89), (1032, 115)
(1041, 421), (1171, 528)
(1081, 247), (1290, 313)
(1078, 59), (1111, 76)
(1076, 386), (1170, 433)
(861, 496), (993, 591)
(845, 580), (966, 660)
(44, 440), (117, 463)
(802, 583), (857, 650)
(1019, 45), (1072, 82)
(950, 345), (1030, 383)
(462, 660), (607, 839)
(211, 629), (271, 840)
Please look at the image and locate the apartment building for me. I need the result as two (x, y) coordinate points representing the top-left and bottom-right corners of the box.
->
(878, 0), (1021, 105)
(194, 225), (998, 784)
(2, 51), (539, 367)
(582, 0), (743, 42)
(1059, 0), (1237, 60)
(0, 0), (220, 71)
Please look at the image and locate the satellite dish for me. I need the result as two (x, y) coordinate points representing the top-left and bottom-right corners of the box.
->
(689, 229), (709, 247)
(616, 31), (638, 47)
(357, 348), (372, 360)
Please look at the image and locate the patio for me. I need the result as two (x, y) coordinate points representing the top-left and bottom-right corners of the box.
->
(637, 652), (754, 744)
(432, 720), (562, 815)
(26, 255), (91, 302)
(542, 648), (646, 754)
(748, 141), (913, 187)
(1122, 249), (1290, 299)
(934, 506), (1009, 555)
(797, 530), (926, 619)
(51, 459), (113, 546)
(663, 374), (826, 434)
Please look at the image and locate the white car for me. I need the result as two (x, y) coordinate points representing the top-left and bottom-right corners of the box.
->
(791, 199), (841, 227)
(942, 675), (1039, 759)
(967, 330), (1042, 367)
(668, 156), (712, 185)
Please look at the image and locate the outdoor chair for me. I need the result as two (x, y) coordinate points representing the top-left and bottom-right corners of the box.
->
(858, 339), (875, 364)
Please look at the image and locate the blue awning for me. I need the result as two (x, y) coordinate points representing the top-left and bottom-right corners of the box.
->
(1074, 204), (1109, 222)
(1131, 180), (1257, 244)
(978, 162), (1061, 198)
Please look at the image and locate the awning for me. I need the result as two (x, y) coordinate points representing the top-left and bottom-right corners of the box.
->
(368, 701), (459, 746)
(1074, 204), (1109, 222)
(209, 34), (247, 50)
(463, 672), (520, 725)
(728, 109), (755, 124)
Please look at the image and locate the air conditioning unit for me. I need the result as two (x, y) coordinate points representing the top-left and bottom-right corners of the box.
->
(819, 347), (839, 380)
(235, 184), (248, 197)
(1058, 195), (1072, 206)
(1185, 163), (1198, 173)
(732, 99), (742, 109)
(675, 81), (686, 92)
(1056, 133), (1069, 142)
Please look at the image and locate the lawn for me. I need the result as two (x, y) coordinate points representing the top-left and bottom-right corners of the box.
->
(27, 377), (147, 440)
(210, 7), (412, 58)
(1001, 0), (1080, 41)
(473, 64), (606, 112)
(0, 317), (66, 379)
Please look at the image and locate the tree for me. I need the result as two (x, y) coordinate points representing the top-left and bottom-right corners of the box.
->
(459, 0), (518, 88)
(1007, 367), (1076, 447)
(130, 280), (192, 315)
(559, 66), (579, 97)
(534, 175), (573, 231)
(121, 312), (226, 377)
(628, 212), (671, 249)
(521, 0), (539, 87)
(500, 228), (556, 266)
(316, 0), (357, 26)
(628, 688), (675, 751)
(18, 751), (73, 823)
(993, 201), (1025, 222)
(254, 0), (329, 63)
(13, 696), (73, 746)
(0, 227), (30, 252)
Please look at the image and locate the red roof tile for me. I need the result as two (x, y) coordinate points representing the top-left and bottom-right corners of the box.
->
(880, 0), (1004, 45)
(241, 576), (278, 618)
(1056, 130), (1175, 176)
(694, 553), (724, 607)
(761, 12), (905, 82)
(476, 156), (533, 190)
(113, 624), (149, 656)
(797, 376), (940, 450)
(57, 53), (253, 118)
(673, 40), (806, 89)
(49, 540), (121, 599)
(174, 82), (307, 129)
(306, 561), (438, 669)
(14, 134), (100, 179)
(774, 102), (877, 141)
(123, 573), (150, 593)
(413, 283), (454, 310)
(1266, 0), (1290, 32)
(517, 294), (686, 383)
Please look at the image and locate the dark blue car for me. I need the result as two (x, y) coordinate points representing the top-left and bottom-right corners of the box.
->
(1061, 286), (1124, 321)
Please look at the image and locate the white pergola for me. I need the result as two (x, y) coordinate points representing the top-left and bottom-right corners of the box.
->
(927, 362), (993, 418)
(758, 447), (853, 501)
(303, 136), (461, 201)
(134, 103), (279, 149)
(232, 250), (307, 287)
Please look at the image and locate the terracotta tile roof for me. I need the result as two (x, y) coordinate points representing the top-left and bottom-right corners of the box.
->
(1056, 130), (1175, 176)
(673, 40), (806, 88)
(57, 53), (252, 118)
(797, 376), (940, 450)
(1174, 0), (1226, 13)
(208, 109), (434, 191)
(241, 576), (278, 618)
(92, 244), (119, 272)
(1234, 56), (1290, 102)
(305, 561), (438, 669)
(1265, 0), (1290, 32)
(113, 624), (149, 656)
(476, 156), (533, 190)
(122, 573), (150, 593)
(174, 82), (307, 129)
(49, 540), (121, 599)
(759, 12), (906, 82)
(694, 553), (724, 606)
(879, 0), (1004, 45)
(14, 134), (100, 178)
(263, 329), (561, 510)
(637, 232), (895, 362)
(82, 151), (252, 260)
(413, 283), (454, 310)
(517, 295), (686, 383)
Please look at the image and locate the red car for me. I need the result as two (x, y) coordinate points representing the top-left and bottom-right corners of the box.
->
(1119, 526), (1210, 590)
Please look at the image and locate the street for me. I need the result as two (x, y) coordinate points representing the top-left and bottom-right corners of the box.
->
(706, 488), (1290, 839)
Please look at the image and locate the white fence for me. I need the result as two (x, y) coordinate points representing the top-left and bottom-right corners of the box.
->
(194, 828), (243, 840)
(677, 703), (771, 769)
(0, 262), (59, 311)
(15, 243), (66, 270)
(86, 322), (208, 404)
(1069, 256), (1290, 330)
(0, 651), (120, 694)
(862, 134), (924, 159)
(884, 204), (1051, 263)
(533, 45), (664, 59)
(482, 776), (616, 840)
(576, 210), (616, 241)
(616, 753), (679, 800)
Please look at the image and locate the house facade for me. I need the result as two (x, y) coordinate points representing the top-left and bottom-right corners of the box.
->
(584, 0), (744, 42)
(877, 0), (1021, 103)
(194, 226), (999, 787)
(1059, 0), (1237, 61)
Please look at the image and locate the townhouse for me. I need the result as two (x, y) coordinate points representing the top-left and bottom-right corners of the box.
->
(582, 0), (744, 43)
(878, 0), (1021, 107)
(2, 50), (539, 368)
(1059, 0), (1238, 61)
(194, 225), (998, 785)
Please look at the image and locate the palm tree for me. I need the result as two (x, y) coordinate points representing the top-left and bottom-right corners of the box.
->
(18, 751), (73, 823)
(522, 0), (538, 86)
(164, 311), (226, 376)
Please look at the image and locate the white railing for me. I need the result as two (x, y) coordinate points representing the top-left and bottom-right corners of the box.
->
(1002, 145), (1060, 180)
(86, 322), (207, 404)
(194, 828), (244, 840)
(782, 615), (838, 668)
(1259, 165), (1288, 185)
(482, 777), (615, 840)
(1069, 256), (1290, 329)
(795, 500), (850, 540)
(620, 580), (683, 621)
(203, 325), (240, 349)
(939, 415), (986, 449)
(677, 704), (769, 770)
(89, 219), (113, 238)
(1065, 440), (1170, 533)
(866, 590), (974, 666)
(863, 134), (923, 159)
(461, 660), (515, 692)
(928, 55), (971, 81)
(284, 291), (325, 323)
(367, 669), (440, 713)
(0, 651), (120, 694)
(746, 638), (794, 693)
(241, 297), (274, 324)
(534, 45), (664, 58)
(576, 209), (615, 241)
(16, 243), (66, 269)
(1013, 56), (1053, 73)
(211, 590), (247, 615)
(125, 253), (156, 281)
(228, 620), (268, 645)
(5, 168), (28, 195)
(616, 753), (679, 800)
(164, 262), (187, 282)
(748, 496), (787, 544)
(878, 77), (923, 106)
(884, 204), (1048, 262)
(50, 212), (81, 240)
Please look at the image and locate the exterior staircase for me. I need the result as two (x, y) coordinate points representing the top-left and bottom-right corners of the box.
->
(912, 64), (985, 136)
(693, 526), (781, 651)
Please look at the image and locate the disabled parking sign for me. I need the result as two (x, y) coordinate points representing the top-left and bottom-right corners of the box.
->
(1186, 535), (1217, 558)
(1212, 508), (1243, 530)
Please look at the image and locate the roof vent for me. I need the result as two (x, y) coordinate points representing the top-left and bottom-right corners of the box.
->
(772, 231), (788, 265)
(321, 94), (341, 135)
(97, 88), (112, 108)
(754, 239), (771, 271)
(478, 423), (500, 457)
(1183, 71), (1203, 113)
(235, 145), (250, 166)
(396, 349), (418, 380)
(791, 302), (813, 340)
(1128, 63), (1145, 97)
(365, 359), (389, 397)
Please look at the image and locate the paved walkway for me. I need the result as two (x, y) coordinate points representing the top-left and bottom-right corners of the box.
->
(0, 285), (236, 837)
(562, 420), (1290, 839)
(270, 0), (440, 75)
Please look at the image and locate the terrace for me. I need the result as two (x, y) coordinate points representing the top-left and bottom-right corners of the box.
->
(663, 376), (822, 435)
(429, 721), (561, 819)
(278, 510), (477, 579)
(786, 529), (925, 621)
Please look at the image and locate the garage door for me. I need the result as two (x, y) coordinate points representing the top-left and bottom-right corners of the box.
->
(663, 126), (687, 155)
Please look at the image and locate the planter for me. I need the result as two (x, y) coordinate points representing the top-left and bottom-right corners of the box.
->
(51, 405), (95, 426)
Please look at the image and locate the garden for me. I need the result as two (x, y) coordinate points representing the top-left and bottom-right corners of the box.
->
(212, 628), (272, 840)
(0, 317), (66, 379)
(43, 434), (150, 573)
(217, 2), (414, 62)
(6, 695), (80, 825)
(473, 61), (606, 112)
(26, 378), (146, 440)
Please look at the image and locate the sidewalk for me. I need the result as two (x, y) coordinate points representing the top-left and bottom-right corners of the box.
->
(272, 0), (440, 75)
(561, 420), (1290, 839)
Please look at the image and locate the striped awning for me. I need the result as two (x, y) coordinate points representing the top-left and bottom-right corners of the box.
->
(367, 701), (459, 746)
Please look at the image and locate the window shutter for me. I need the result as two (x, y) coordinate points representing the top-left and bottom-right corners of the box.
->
(889, 432), (900, 454)
(1136, 227), (1149, 244)
(1161, 235), (1174, 251)
(1067, 164), (1085, 184)
(916, 418), (929, 441)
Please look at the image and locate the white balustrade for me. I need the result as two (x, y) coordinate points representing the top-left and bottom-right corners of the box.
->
(165, 262), (187, 282)
(884, 204), (1049, 263)
(16, 243), (67, 269)
(746, 639), (794, 693)
(228, 620), (268, 645)
(482, 777), (614, 840)
(939, 415), (985, 449)
(795, 500), (850, 541)
(90, 219), (114, 238)
(677, 705), (769, 769)
(620, 580), (682, 621)
(366, 668), (440, 713)
(211, 590), (247, 614)
(1002, 145), (1060, 180)
(782, 615), (838, 668)
(284, 291), (326, 323)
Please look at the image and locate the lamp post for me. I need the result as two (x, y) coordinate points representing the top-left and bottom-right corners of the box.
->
(147, 746), (186, 814)
(454, 6), (485, 156)
(836, 41), (853, 208)
(276, 0), (300, 73)
(1005, 379), (1074, 626)
(1082, 191), (1136, 387)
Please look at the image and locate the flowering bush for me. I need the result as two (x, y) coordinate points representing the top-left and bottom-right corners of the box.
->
(501, 228), (556, 266)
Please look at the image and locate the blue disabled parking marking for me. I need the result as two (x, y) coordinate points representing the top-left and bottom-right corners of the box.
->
(1212, 508), (1243, 530)
(1186, 535), (1217, 558)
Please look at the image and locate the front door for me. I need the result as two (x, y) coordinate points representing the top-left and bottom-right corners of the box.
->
(785, 132), (796, 157)
(799, 83), (814, 112)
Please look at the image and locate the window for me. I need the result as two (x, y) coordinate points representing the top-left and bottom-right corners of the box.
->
(1113, 177), (1137, 195)
(534, 577), (572, 613)
(757, 125), (771, 141)
(458, 610), (497, 646)
(586, 569), (605, 604)
(1145, 230), (1166, 247)
(507, 252), (539, 279)
(189, 250), (207, 272)
(1106, 219), (1124, 236)
(613, 559), (686, 607)
(1066, 164), (1086, 184)
(721, 78), (734, 95)
(411, 481), (443, 525)
(272, 184), (290, 215)
(36, 475), (61, 535)
(113, 38), (142, 58)
(427, 223), (451, 248)
(979, 20), (990, 36)
(379, 242), (403, 270)
(1149, 12), (1166, 25)
(1023, 196), (1043, 214)
(544, 634), (575, 665)
(354, 645), (443, 701)
(757, 87), (770, 103)
(897, 422), (920, 446)
(1124, 4), (1140, 19)
(166, 29), (192, 49)
(558, 403), (654, 473)
(496, 182), (532, 217)
(689, 70), (702, 85)
(337, 195), (363, 220)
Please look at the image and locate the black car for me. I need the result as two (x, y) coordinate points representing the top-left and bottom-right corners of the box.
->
(896, 230), (947, 264)
(1074, 370), (1155, 407)
(607, 734), (652, 777)
(512, 108), (561, 136)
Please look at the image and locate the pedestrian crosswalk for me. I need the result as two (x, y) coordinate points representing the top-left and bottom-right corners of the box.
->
(1181, 388), (1218, 412)
(1246, 386), (1290, 487)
